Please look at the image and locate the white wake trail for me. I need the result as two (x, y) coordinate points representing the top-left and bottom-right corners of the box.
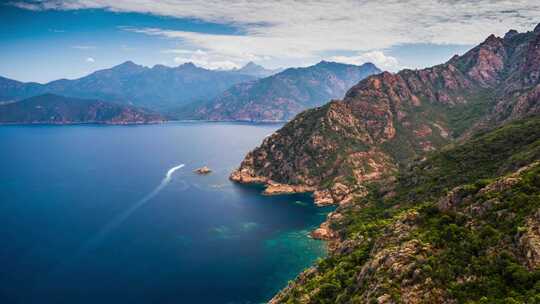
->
(81, 164), (185, 252)
(164, 164), (185, 182)
(46, 164), (186, 282)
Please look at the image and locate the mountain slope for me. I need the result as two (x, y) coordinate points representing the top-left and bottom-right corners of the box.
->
(0, 94), (164, 124)
(270, 115), (540, 303)
(0, 61), (256, 111)
(231, 24), (540, 205)
(0, 76), (42, 103)
(181, 61), (381, 121)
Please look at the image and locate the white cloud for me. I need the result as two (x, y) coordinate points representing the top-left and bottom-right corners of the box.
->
(329, 51), (400, 71)
(85, 57), (95, 63)
(168, 49), (241, 70)
(11, 1), (540, 69)
(174, 57), (238, 70)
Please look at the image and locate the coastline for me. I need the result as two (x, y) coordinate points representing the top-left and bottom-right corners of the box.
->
(0, 120), (166, 126)
(229, 167), (345, 250)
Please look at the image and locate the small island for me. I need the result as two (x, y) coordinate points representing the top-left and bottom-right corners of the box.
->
(194, 166), (212, 175)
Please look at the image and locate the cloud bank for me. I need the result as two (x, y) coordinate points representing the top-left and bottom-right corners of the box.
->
(10, 0), (540, 70)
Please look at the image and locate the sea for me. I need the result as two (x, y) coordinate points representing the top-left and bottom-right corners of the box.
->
(0, 122), (333, 303)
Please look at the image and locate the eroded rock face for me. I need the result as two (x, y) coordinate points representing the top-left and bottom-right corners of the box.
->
(229, 165), (268, 184)
(518, 209), (540, 270)
(310, 221), (336, 241)
(262, 182), (315, 196)
(437, 186), (472, 212)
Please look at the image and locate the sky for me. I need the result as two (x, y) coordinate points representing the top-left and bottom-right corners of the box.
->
(1, 0), (540, 83)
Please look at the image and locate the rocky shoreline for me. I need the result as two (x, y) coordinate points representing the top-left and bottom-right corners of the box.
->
(229, 167), (348, 246)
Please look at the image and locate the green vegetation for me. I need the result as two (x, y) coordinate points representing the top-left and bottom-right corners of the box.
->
(395, 115), (540, 203)
(274, 115), (540, 303)
(414, 164), (540, 303)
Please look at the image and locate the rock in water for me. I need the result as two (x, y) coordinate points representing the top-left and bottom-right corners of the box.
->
(194, 166), (212, 175)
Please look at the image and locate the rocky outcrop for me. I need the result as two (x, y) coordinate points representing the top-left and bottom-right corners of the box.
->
(194, 166), (212, 174)
(437, 186), (473, 212)
(262, 182), (315, 196)
(310, 221), (336, 241)
(519, 209), (540, 270)
(229, 166), (268, 184)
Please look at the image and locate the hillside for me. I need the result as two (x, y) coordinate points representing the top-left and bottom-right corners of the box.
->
(181, 61), (381, 121)
(270, 115), (540, 303)
(0, 94), (164, 124)
(231, 24), (540, 206)
(0, 61), (257, 111)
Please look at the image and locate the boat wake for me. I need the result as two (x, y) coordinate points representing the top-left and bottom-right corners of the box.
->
(80, 164), (185, 252)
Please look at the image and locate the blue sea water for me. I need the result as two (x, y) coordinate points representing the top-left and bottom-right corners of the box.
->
(0, 122), (332, 304)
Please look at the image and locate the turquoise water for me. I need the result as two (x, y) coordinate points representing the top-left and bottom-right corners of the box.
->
(0, 122), (332, 303)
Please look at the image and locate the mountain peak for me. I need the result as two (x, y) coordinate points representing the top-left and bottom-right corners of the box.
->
(242, 61), (259, 68)
(316, 60), (332, 65)
(117, 60), (138, 68)
(236, 61), (279, 77)
(177, 62), (198, 69)
(111, 61), (145, 73)
(535, 23), (540, 32)
(359, 62), (377, 69)
(504, 29), (519, 39)
(483, 33), (502, 45)
(238, 61), (265, 71)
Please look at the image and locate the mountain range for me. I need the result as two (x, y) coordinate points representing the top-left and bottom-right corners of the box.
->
(0, 61), (379, 123)
(0, 94), (164, 124)
(0, 61), (260, 111)
(179, 61), (381, 121)
(231, 23), (540, 303)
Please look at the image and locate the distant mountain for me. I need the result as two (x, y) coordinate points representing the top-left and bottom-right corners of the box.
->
(180, 61), (381, 121)
(0, 61), (257, 111)
(0, 94), (164, 124)
(232, 62), (282, 78)
(0, 76), (42, 103)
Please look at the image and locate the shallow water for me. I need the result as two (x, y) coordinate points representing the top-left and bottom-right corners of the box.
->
(0, 122), (332, 303)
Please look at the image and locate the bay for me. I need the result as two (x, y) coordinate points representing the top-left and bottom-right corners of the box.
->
(0, 122), (332, 304)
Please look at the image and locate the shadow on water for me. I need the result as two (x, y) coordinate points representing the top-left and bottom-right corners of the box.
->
(231, 182), (317, 204)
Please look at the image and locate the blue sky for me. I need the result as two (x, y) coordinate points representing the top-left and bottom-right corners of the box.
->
(1, 1), (539, 83)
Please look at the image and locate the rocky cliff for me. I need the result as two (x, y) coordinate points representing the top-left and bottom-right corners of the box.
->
(231, 25), (540, 206)
(181, 61), (381, 121)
